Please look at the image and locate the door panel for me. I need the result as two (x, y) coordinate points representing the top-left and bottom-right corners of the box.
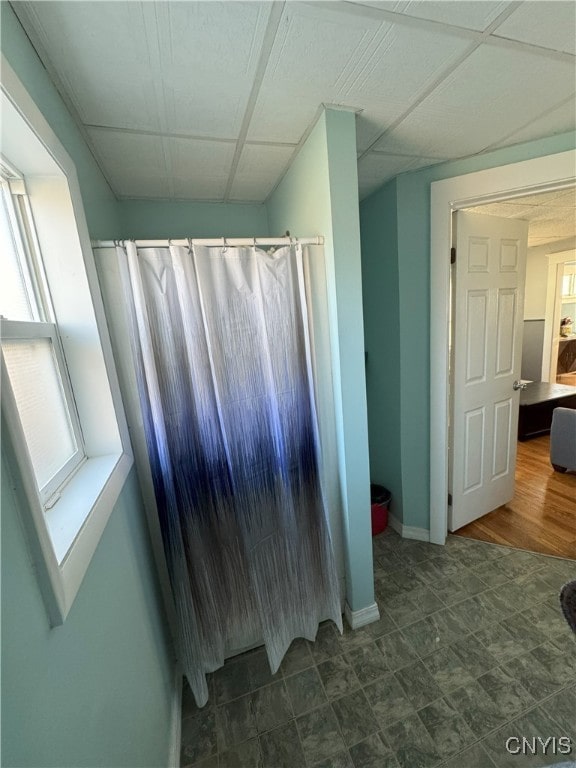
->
(449, 212), (528, 532)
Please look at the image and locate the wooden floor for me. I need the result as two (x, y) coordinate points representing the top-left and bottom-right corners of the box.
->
(455, 434), (576, 559)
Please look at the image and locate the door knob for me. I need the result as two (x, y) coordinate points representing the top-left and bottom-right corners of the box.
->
(513, 380), (527, 391)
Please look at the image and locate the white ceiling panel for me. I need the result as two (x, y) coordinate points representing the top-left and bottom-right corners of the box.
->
(491, 97), (576, 151)
(247, 86), (321, 143)
(260, 4), (382, 94)
(381, 1), (513, 32)
(377, 45), (576, 157)
(25, 2), (163, 131)
(340, 22), (473, 102)
(87, 129), (170, 197)
(494, 1), (576, 55)
(157, 2), (273, 139)
(229, 144), (295, 201)
(169, 138), (236, 200)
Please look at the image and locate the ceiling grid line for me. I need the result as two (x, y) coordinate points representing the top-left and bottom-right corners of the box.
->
(223, 2), (286, 202)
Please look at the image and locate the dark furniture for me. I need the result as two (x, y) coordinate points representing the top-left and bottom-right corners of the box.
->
(518, 382), (576, 441)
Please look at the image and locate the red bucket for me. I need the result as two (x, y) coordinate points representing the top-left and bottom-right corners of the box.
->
(370, 484), (391, 536)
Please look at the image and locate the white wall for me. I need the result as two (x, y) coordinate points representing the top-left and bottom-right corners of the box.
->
(524, 237), (576, 319)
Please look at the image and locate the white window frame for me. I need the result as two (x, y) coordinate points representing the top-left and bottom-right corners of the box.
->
(1, 56), (133, 625)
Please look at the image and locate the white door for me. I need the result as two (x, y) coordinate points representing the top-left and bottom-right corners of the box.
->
(449, 211), (528, 531)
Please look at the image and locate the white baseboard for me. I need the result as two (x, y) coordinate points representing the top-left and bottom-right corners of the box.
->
(344, 601), (380, 630)
(168, 667), (182, 768)
(388, 513), (430, 542)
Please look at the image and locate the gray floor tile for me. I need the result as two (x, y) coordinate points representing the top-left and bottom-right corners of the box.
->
(251, 680), (293, 734)
(331, 689), (379, 747)
(503, 640), (576, 702)
(470, 559), (512, 587)
(180, 542), (576, 768)
(279, 638), (315, 676)
(259, 721), (306, 768)
(364, 673), (415, 724)
(448, 590), (511, 632)
(475, 621), (524, 665)
(185, 755), (219, 768)
(312, 749), (354, 768)
(339, 624), (375, 652)
(317, 654), (361, 699)
(296, 704), (346, 764)
(482, 704), (571, 767)
(447, 681), (503, 738)
(245, 649), (276, 691)
(476, 665), (536, 721)
(447, 633), (499, 678)
(216, 694), (257, 751)
(416, 696), (476, 760)
(497, 612), (548, 654)
(181, 707), (217, 765)
(366, 608), (397, 639)
(213, 656), (252, 704)
(440, 742), (498, 768)
(375, 630), (419, 671)
(425, 646), (476, 694)
(385, 586), (445, 628)
(401, 607), (469, 657)
(428, 571), (488, 606)
(383, 712), (443, 768)
(309, 621), (343, 663)
(345, 642), (389, 685)
(394, 661), (443, 710)
(349, 733), (398, 768)
(545, 684), (576, 738)
(219, 738), (262, 768)
(284, 666), (327, 716)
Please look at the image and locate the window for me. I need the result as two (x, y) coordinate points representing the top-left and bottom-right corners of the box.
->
(1, 168), (86, 508)
(1, 56), (132, 625)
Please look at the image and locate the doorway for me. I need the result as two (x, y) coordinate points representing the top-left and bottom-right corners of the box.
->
(429, 149), (576, 546)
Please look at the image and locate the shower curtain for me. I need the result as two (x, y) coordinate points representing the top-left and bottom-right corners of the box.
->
(117, 241), (342, 706)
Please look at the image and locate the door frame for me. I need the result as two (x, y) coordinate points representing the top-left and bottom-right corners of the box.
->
(542, 249), (576, 382)
(429, 150), (576, 545)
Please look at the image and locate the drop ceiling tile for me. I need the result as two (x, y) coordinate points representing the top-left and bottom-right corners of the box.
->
(168, 138), (236, 200)
(247, 88), (322, 143)
(350, 0), (511, 31)
(87, 128), (170, 197)
(491, 97), (576, 150)
(157, 2), (273, 138)
(386, 1), (512, 32)
(341, 22), (473, 103)
(24, 2), (163, 131)
(376, 44), (576, 158)
(528, 216), (575, 241)
(494, 1), (576, 55)
(229, 144), (295, 202)
(261, 3), (382, 93)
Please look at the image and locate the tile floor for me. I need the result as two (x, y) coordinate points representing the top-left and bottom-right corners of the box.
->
(180, 529), (576, 768)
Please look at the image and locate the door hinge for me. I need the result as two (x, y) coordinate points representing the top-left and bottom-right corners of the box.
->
(450, 247), (456, 265)
(448, 493), (453, 506)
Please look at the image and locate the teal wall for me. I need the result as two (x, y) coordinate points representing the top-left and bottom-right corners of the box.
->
(360, 179), (403, 522)
(268, 109), (374, 613)
(361, 131), (576, 531)
(1, 5), (175, 766)
(119, 199), (269, 239)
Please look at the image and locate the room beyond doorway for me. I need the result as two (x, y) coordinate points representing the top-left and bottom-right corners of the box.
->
(454, 434), (576, 559)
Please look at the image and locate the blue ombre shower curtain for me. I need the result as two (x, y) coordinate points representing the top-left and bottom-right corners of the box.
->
(118, 241), (342, 706)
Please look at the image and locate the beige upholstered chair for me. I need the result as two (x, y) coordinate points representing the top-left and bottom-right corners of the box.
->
(550, 407), (576, 473)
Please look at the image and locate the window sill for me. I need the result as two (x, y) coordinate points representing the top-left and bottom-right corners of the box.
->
(47, 453), (129, 564)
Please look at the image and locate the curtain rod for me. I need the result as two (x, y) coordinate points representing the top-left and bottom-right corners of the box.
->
(91, 236), (324, 248)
